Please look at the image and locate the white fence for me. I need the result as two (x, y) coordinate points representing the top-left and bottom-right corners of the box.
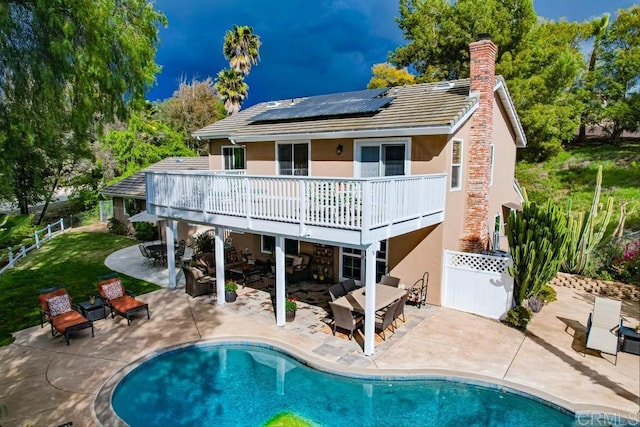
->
(442, 250), (513, 320)
(0, 218), (65, 276)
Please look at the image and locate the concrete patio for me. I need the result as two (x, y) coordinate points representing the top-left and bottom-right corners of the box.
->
(0, 245), (638, 426)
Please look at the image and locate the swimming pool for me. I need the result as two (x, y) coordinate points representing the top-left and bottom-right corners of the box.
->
(111, 343), (576, 426)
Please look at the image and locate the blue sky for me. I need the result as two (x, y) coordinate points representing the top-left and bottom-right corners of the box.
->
(147, 0), (636, 108)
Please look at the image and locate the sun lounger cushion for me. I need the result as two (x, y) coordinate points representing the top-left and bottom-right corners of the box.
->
(47, 294), (72, 316)
(52, 311), (89, 334)
(102, 280), (124, 300)
(110, 295), (147, 314)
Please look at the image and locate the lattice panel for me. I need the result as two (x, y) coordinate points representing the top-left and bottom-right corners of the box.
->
(446, 251), (510, 274)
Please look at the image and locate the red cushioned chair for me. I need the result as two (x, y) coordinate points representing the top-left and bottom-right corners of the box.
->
(97, 277), (150, 325)
(38, 286), (94, 345)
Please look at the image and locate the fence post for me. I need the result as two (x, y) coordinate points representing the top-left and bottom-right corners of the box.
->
(21, 245), (26, 258)
(60, 218), (65, 233)
(8, 247), (14, 267)
(47, 224), (52, 238)
(35, 230), (41, 249)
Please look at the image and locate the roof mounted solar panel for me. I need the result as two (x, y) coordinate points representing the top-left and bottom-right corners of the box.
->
(250, 88), (392, 122)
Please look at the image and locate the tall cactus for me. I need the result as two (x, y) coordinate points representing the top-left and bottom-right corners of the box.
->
(507, 198), (568, 305)
(562, 166), (614, 274)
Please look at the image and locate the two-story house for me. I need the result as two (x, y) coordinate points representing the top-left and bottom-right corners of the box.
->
(146, 39), (526, 355)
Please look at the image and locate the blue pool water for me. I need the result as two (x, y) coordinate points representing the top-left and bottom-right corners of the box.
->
(112, 343), (576, 426)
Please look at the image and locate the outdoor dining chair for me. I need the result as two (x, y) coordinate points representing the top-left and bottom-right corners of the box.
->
(376, 299), (401, 340)
(38, 286), (94, 345)
(379, 275), (401, 287)
(393, 293), (408, 327)
(341, 278), (358, 293)
(328, 283), (347, 301)
(97, 276), (150, 325)
(329, 302), (364, 340)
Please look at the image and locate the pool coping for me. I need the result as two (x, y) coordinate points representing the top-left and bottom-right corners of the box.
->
(93, 336), (638, 426)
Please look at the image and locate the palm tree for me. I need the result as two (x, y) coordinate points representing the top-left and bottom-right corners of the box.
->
(223, 25), (261, 76)
(214, 68), (248, 115)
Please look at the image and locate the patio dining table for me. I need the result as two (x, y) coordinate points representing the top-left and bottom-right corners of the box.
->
(331, 284), (406, 314)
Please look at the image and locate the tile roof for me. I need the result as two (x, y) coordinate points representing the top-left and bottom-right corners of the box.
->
(193, 79), (478, 141)
(101, 157), (209, 199)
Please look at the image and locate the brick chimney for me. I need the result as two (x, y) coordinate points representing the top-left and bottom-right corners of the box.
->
(459, 38), (498, 253)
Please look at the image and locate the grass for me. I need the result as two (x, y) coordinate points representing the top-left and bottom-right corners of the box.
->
(517, 140), (640, 232)
(0, 228), (161, 346)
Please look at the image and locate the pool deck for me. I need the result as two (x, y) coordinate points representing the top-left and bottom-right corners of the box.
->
(0, 245), (638, 426)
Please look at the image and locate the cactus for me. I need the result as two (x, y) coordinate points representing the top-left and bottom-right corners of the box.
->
(561, 166), (614, 275)
(507, 198), (568, 305)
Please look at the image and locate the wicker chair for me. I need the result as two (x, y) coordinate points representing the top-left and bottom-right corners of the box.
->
(328, 283), (347, 301)
(183, 266), (215, 297)
(376, 299), (401, 340)
(97, 277), (149, 325)
(379, 275), (401, 287)
(328, 302), (363, 340)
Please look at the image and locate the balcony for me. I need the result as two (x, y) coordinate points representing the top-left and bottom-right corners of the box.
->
(146, 171), (447, 246)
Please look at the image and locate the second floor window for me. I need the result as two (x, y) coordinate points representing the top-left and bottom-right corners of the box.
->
(223, 146), (246, 170)
(451, 140), (463, 190)
(355, 138), (409, 178)
(278, 142), (309, 176)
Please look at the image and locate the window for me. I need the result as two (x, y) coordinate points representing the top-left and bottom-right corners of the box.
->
(356, 139), (409, 177)
(489, 144), (495, 186)
(277, 142), (309, 176)
(451, 140), (463, 190)
(124, 198), (144, 216)
(261, 235), (299, 256)
(340, 240), (388, 283)
(222, 146), (246, 170)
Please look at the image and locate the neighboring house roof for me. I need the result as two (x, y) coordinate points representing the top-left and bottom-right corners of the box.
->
(101, 157), (209, 199)
(193, 76), (526, 147)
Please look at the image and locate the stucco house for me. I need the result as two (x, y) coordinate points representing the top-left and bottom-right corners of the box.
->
(145, 39), (526, 355)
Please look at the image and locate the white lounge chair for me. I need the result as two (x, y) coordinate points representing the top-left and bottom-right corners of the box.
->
(585, 296), (622, 365)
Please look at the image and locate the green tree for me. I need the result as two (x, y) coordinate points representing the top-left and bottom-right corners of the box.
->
(223, 25), (261, 76)
(499, 20), (587, 161)
(367, 63), (416, 89)
(593, 6), (640, 142)
(0, 0), (166, 219)
(160, 77), (227, 154)
(100, 104), (196, 181)
(215, 69), (249, 116)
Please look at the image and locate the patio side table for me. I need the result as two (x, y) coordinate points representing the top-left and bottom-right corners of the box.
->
(620, 326), (640, 355)
(78, 298), (107, 322)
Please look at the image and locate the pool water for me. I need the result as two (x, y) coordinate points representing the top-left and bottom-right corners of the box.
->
(112, 344), (575, 426)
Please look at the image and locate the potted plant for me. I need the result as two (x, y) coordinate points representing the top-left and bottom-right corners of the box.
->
(225, 280), (238, 302)
(285, 297), (297, 322)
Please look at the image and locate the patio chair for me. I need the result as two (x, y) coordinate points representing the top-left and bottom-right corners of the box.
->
(97, 276), (150, 325)
(38, 286), (94, 345)
(328, 302), (364, 340)
(585, 296), (623, 364)
(393, 293), (408, 327)
(341, 278), (358, 293)
(138, 244), (155, 266)
(286, 253), (312, 283)
(376, 299), (401, 340)
(183, 266), (215, 298)
(328, 283), (347, 301)
(379, 275), (401, 287)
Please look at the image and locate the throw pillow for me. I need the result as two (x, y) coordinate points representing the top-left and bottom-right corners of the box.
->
(47, 294), (72, 316)
(102, 281), (124, 300)
(292, 256), (304, 268)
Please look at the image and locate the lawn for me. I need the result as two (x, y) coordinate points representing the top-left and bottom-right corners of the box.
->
(0, 229), (161, 346)
(517, 140), (640, 232)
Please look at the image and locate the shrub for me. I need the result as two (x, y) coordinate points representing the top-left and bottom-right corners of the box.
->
(535, 284), (557, 304)
(192, 231), (215, 254)
(507, 198), (568, 305)
(133, 222), (158, 241)
(503, 306), (532, 330)
(107, 217), (128, 236)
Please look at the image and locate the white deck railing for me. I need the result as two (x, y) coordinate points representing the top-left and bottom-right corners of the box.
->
(146, 171), (446, 232)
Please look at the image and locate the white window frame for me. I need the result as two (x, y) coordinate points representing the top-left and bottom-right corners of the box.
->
(222, 145), (246, 170)
(275, 140), (310, 176)
(339, 240), (388, 284)
(353, 137), (411, 177)
(489, 144), (495, 186)
(450, 139), (463, 191)
(260, 235), (300, 257)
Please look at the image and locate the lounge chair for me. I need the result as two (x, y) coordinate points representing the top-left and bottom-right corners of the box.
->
(97, 277), (150, 325)
(379, 275), (401, 287)
(328, 302), (363, 340)
(585, 296), (623, 364)
(38, 286), (94, 345)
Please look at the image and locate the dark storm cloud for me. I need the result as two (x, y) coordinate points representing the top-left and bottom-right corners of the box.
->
(147, 0), (404, 106)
